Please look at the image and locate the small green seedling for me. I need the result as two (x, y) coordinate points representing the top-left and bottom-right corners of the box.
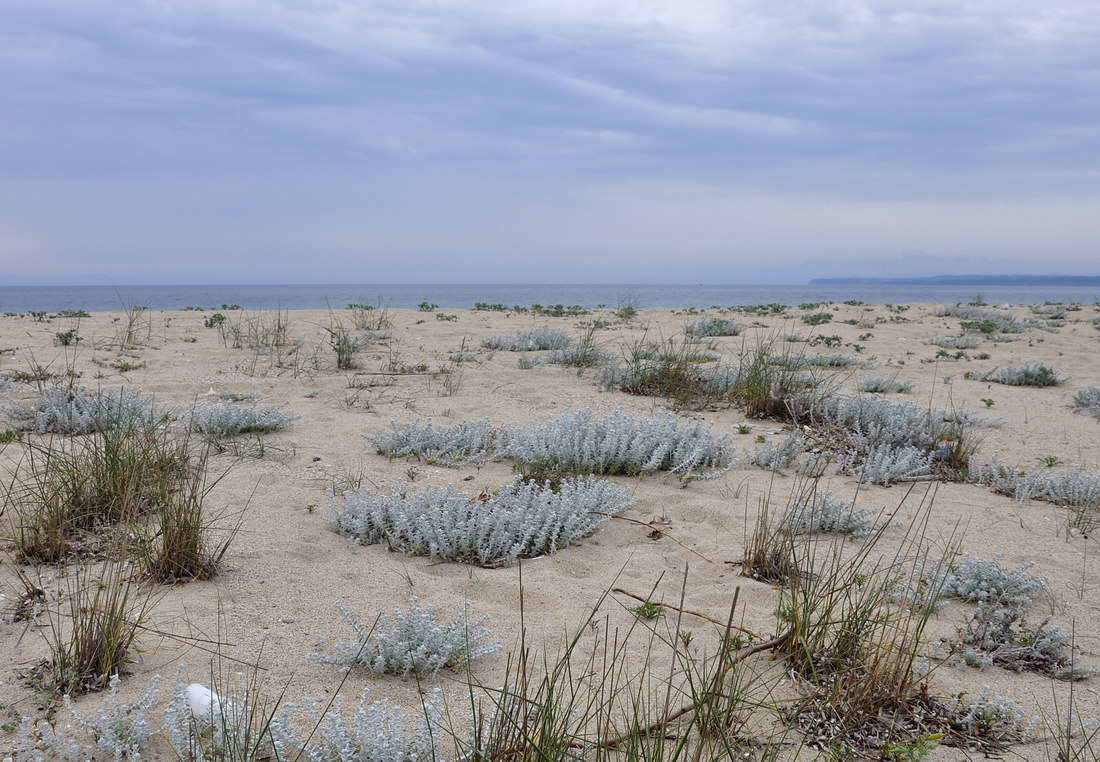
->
(628, 601), (664, 621)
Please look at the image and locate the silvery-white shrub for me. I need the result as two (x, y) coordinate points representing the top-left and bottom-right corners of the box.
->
(940, 686), (1039, 740)
(370, 418), (498, 468)
(856, 377), (914, 394)
(501, 409), (733, 480)
(932, 305), (1037, 333)
(311, 598), (499, 677)
(969, 456), (1100, 508)
(940, 555), (1047, 609)
(806, 354), (863, 367)
(903, 553), (1046, 611)
(1073, 387), (1100, 418)
(1031, 304), (1067, 319)
(971, 363), (1065, 387)
(481, 327), (571, 351)
(186, 401), (296, 436)
(16, 674), (161, 761)
(272, 687), (447, 762)
(837, 443), (933, 485)
(741, 431), (807, 473)
(6, 385), (164, 435)
(924, 335), (979, 350)
(780, 491), (881, 538)
(961, 606), (1093, 680)
(683, 318), (743, 337)
(808, 395), (942, 452)
(332, 476), (628, 566)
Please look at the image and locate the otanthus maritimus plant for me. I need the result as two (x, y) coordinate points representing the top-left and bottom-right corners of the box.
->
(331, 476), (629, 567)
(481, 326), (571, 351)
(311, 598), (499, 677)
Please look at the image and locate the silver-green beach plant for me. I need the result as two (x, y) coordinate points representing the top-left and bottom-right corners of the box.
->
(371, 418), (498, 468)
(271, 686), (447, 762)
(481, 327), (571, 351)
(310, 598), (499, 677)
(331, 476), (628, 567)
(5, 384), (164, 435)
(185, 401), (296, 436)
(501, 408), (733, 480)
(371, 408), (733, 481)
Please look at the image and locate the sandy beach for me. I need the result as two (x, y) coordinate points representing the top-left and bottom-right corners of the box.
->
(1, 301), (1098, 760)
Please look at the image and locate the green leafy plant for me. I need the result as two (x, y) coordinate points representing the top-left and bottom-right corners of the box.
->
(628, 601), (664, 620)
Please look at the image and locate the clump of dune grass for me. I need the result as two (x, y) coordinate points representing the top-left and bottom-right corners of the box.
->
(40, 563), (156, 695)
(218, 309), (293, 350)
(346, 301), (394, 331)
(600, 334), (734, 408)
(464, 573), (794, 762)
(968, 363), (1065, 387)
(546, 323), (612, 368)
(5, 417), (192, 563)
(741, 495), (801, 585)
(774, 494), (974, 753)
(732, 336), (836, 418)
(131, 451), (238, 582)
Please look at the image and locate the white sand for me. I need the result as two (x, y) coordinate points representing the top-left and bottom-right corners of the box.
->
(1, 302), (1098, 759)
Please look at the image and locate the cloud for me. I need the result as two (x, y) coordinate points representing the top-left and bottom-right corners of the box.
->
(2, 0), (1099, 282)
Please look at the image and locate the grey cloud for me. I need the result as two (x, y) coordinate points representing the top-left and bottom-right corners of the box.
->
(2, 0), (1100, 283)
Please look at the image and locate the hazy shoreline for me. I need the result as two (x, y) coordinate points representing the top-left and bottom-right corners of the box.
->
(3, 282), (1100, 313)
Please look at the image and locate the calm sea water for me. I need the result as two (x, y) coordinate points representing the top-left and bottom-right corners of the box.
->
(1, 283), (1098, 312)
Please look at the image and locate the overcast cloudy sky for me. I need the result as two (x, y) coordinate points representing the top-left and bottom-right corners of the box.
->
(2, 1), (1098, 284)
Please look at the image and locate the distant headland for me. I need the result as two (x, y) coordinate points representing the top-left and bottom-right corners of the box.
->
(809, 274), (1100, 286)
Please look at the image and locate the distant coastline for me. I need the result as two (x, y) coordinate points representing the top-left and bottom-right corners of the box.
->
(809, 274), (1100, 286)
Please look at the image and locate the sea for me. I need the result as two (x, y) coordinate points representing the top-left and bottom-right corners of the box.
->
(1, 283), (1099, 313)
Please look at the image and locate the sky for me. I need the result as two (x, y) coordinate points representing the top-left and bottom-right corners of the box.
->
(2, 0), (1099, 285)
